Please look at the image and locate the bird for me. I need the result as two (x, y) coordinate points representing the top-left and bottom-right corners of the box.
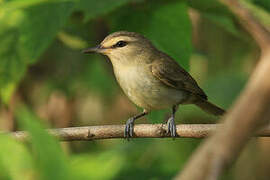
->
(83, 31), (225, 139)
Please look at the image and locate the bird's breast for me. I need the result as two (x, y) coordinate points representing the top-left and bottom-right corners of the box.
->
(113, 64), (189, 110)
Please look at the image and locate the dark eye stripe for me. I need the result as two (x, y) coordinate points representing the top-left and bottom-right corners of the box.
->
(112, 41), (127, 48)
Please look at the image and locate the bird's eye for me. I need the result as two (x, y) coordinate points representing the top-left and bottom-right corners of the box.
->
(114, 41), (127, 48)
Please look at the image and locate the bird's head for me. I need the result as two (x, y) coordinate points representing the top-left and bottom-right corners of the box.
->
(83, 31), (156, 65)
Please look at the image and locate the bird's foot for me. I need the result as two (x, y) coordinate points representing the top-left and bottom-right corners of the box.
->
(124, 117), (135, 140)
(167, 117), (177, 138)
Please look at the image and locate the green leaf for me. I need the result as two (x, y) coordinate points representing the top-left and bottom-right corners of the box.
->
(75, 0), (130, 22)
(0, 1), (74, 104)
(16, 107), (72, 180)
(0, 135), (34, 180)
(109, 0), (192, 70)
(0, 0), (134, 104)
(71, 152), (124, 180)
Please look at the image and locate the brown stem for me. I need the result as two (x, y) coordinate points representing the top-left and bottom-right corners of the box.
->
(5, 124), (270, 141)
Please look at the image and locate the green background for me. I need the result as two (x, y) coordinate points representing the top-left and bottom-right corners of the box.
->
(0, 0), (270, 179)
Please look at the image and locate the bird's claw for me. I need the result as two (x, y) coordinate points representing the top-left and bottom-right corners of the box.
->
(124, 118), (134, 140)
(167, 117), (177, 138)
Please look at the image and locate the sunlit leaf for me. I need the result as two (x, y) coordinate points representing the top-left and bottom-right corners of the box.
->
(0, 1), (74, 103)
(0, 0), (134, 104)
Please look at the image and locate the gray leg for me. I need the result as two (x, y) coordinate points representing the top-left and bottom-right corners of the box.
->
(124, 110), (148, 140)
(167, 105), (178, 138)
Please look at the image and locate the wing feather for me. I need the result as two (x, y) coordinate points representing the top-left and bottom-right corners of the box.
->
(151, 54), (207, 100)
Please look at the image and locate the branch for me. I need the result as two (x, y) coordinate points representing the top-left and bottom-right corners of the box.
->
(220, 0), (270, 51)
(176, 0), (270, 179)
(6, 124), (270, 141)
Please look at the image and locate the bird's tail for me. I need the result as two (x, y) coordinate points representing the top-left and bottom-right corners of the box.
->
(195, 100), (225, 116)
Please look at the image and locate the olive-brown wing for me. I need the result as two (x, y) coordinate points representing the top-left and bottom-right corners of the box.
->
(151, 58), (207, 100)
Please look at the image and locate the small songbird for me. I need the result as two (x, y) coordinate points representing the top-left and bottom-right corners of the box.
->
(83, 31), (225, 139)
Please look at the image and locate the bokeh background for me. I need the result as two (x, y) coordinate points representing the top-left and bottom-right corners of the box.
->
(0, 0), (270, 179)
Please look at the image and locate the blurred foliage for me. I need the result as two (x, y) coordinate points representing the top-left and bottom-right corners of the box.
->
(0, 134), (34, 180)
(0, 0), (74, 103)
(110, 0), (192, 69)
(0, 0), (269, 179)
(16, 107), (73, 180)
(188, 0), (243, 38)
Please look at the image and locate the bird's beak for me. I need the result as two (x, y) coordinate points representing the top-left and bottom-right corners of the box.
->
(82, 45), (104, 54)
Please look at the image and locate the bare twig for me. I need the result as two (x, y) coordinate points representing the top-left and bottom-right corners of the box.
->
(5, 124), (270, 141)
(176, 0), (270, 179)
(8, 124), (214, 141)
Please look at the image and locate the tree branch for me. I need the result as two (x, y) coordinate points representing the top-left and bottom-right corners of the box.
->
(220, 0), (270, 51)
(5, 124), (270, 141)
